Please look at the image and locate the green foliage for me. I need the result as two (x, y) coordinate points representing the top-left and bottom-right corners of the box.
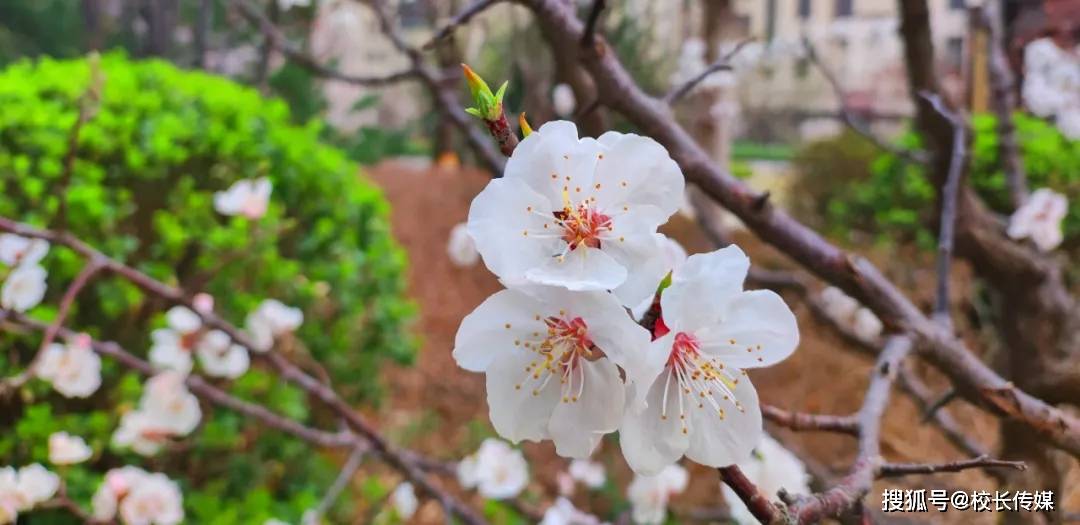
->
(793, 114), (1080, 248)
(0, 54), (415, 522)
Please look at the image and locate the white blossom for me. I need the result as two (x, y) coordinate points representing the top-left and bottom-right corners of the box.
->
(113, 372), (201, 456)
(10, 464), (59, 511)
(148, 306), (203, 375)
(552, 84), (577, 118)
(390, 482), (418, 519)
(48, 432), (93, 465)
(631, 235), (688, 320)
(454, 286), (651, 457)
(1021, 38), (1080, 136)
(213, 178), (272, 219)
(818, 286), (859, 322)
(447, 222), (480, 267)
(539, 497), (604, 525)
(120, 473), (184, 525)
(568, 459), (605, 489)
(456, 438), (529, 500)
(721, 434), (811, 524)
(93, 467), (183, 525)
(1, 264), (47, 312)
(851, 308), (883, 341)
(195, 330), (250, 379)
(619, 246), (799, 474)
(467, 121), (684, 307)
(0, 468), (16, 525)
(626, 464), (688, 525)
(0, 235), (48, 268)
(245, 299), (304, 352)
(36, 336), (102, 398)
(1007, 188), (1069, 252)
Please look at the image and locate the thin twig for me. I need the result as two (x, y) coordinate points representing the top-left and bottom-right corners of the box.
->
(802, 38), (928, 165)
(762, 404), (860, 436)
(920, 91), (968, 328)
(879, 455), (1026, 477)
(664, 38), (753, 105)
(921, 387), (959, 423)
(423, 0), (502, 50)
(718, 464), (780, 524)
(309, 446), (367, 521)
(579, 0), (605, 47)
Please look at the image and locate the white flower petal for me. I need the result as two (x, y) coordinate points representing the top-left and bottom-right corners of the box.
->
(453, 288), (549, 373)
(486, 351), (560, 444)
(684, 373), (762, 468)
(48, 432), (93, 465)
(525, 245), (627, 291)
(1, 264), (47, 313)
(694, 290), (799, 369)
(618, 373), (691, 475)
(594, 132), (685, 218)
(548, 358), (626, 458)
(165, 306), (201, 333)
(447, 222), (480, 267)
(504, 120), (601, 205)
(468, 177), (558, 283)
(660, 246), (750, 332)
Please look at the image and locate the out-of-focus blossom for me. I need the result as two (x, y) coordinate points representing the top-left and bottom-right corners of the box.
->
(1, 264), (47, 312)
(1021, 38), (1080, 137)
(246, 299), (304, 352)
(112, 372), (201, 456)
(195, 330), (250, 379)
(149, 306), (203, 375)
(9, 464), (59, 512)
(214, 178), (272, 219)
(1007, 188), (1069, 252)
(568, 459), (606, 489)
(48, 432), (93, 465)
(391, 482), (418, 519)
(626, 464), (688, 524)
(448, 222), (480, 268)
(0, 235), (48, 268)
(851, 307), (883, 341)
(456, 438), (529, 500)
(539, 497), (605, 525)
(552, 84), (577, 118)
(278, 0), (311, 10)
(92, 467), (183, 525)
(36, 335), (101, 398)
(721, 434), (811, 524)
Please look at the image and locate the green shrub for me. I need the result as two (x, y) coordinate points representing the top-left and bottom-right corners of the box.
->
(0, 53), (415, 522)
(795, 114), (1080, 249)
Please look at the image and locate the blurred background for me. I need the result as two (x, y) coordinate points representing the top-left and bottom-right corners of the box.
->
(0, 0), (1078, 523)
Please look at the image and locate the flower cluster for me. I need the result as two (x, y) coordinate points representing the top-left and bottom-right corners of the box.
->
(112, 371), (202, 456)
(0, 464), (60, 524)
(92, 467), (184, 525)
(1021, 38), (1080, 139)
(456, 438), (529, 499)
(454, 121), (800, 480)
(0, 234), (49, 313)
(36, 333), (102, 398)
(150, 303), (249, 379)
(1007, 188), (1069, 252)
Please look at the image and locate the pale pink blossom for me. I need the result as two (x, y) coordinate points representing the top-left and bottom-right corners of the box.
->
(48, 432), (93, 465)
(36, 336), (102, 398)
(1007, 188), (1069, 252)
(213, 178), (272, 219)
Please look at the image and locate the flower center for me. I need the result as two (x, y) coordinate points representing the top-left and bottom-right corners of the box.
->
(659, 332), (744, 434)
(514, 314), (603, 403)
(554, 202), (612, 250)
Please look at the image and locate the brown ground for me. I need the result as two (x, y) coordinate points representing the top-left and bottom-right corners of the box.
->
(364, 159), (1074, 524)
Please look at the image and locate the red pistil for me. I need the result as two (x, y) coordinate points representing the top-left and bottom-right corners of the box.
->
(555, 204), (612, 250)
(666, 332), (700, 368)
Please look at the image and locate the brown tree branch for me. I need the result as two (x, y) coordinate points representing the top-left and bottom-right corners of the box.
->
(878, 455), (1026, 478)
(979, 2), (1028, 209)
(718, 464), (782, 524)
(762, 405), (860, 436)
